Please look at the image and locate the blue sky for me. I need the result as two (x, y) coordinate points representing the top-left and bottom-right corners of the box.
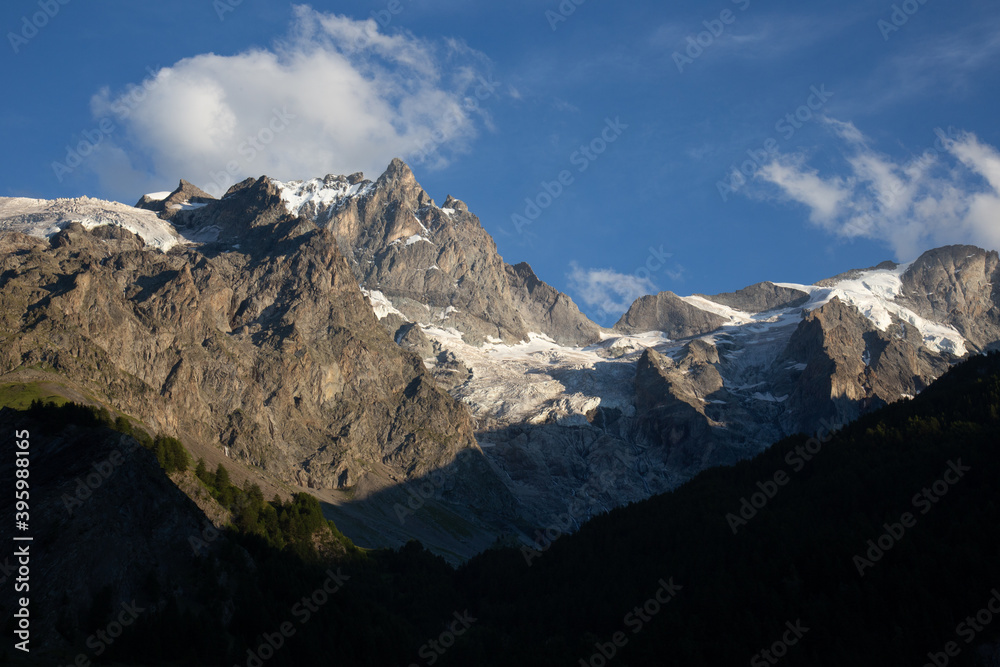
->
(3, 0), (999, 324)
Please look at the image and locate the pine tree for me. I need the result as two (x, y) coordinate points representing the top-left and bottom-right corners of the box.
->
(214, 463), (231, 491)
(195, 458), (209, 484)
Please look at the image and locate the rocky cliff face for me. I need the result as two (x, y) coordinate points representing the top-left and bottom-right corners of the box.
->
(0, 196), (516, 532)
(614, 291), (726, 338)
(634, 343), (726, 469)
(264, 159), (602, 346)
(618, 251), (986, 480)
(779, 296), (953, 434)
(696, 281), (810, 313)
(895, 245), (1000, 352)
(416, 246), (996, 526)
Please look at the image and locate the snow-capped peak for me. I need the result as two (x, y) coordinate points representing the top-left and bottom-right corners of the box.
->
(774, 262), (967, 356)
(272, 175), (374, 220)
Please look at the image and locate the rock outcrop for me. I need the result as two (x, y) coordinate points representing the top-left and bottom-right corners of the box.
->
(614, 291), (727, 338)
(896, 245), (1000, 352)
(267, 159), (602, 346)
(0, 204), (515, 524)
(697, 281), (810, 313)
(135, 179), (216, 221)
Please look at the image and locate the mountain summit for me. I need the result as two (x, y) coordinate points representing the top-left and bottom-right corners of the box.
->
(134, 160), (603, 347)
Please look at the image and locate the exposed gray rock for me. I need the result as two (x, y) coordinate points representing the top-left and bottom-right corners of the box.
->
(634, 345), (726, 469)
(395, 322), (435, 358)
(427, 349), (473, 393)
(614, 291), (727, 338)
(895, 245), (1000, 352)
(379, 312), (407, 338)
(442, 194), (469, 212)
(136, 179), (217, 222)
(779, 296), (954, 434)
(698, 281), (809, 313)
(0, 212), (517, 527)
(505, 262), (604, 347)
(11, 164), (1000, 557)
(272, 159), (602, 347)
(131, 170), (1000, 545)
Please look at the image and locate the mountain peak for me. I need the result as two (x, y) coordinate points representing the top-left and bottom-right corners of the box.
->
(442, 195), (469, 212)
(379, 157), (416, 185)
(135, 179), (218, 218)
(176, 179), (217, 200)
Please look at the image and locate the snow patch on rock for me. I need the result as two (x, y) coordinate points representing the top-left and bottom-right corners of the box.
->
(361, 289), (407, 321)
(272, 176), (373, 220)
(774, 263), (967, 356)
(0, 196), (183, 252)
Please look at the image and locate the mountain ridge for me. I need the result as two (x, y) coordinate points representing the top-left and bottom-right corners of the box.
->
(2, 160), (998, 551)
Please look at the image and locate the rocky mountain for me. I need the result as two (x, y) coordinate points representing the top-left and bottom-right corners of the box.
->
(134, 179), (216, 221)
(2, 160), (998, 557)
(392, 244), (999, 527)
(895, 245), (1000, 350)
(146, 159), (602, 347)
(614, 291), (728, 339)
(0, 183), (522, 559)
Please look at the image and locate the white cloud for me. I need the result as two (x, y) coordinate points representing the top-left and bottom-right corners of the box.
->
(751, 120), (1000, 259)
(757, 159), (850, 226)
(87, 5), (496, 200)
(567, 262), (657, 320)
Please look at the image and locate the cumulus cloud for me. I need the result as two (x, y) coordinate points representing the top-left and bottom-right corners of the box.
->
(87, 5), (497, 200)
(567, 262), (657, 321)
(750, 119), (1000, 259)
